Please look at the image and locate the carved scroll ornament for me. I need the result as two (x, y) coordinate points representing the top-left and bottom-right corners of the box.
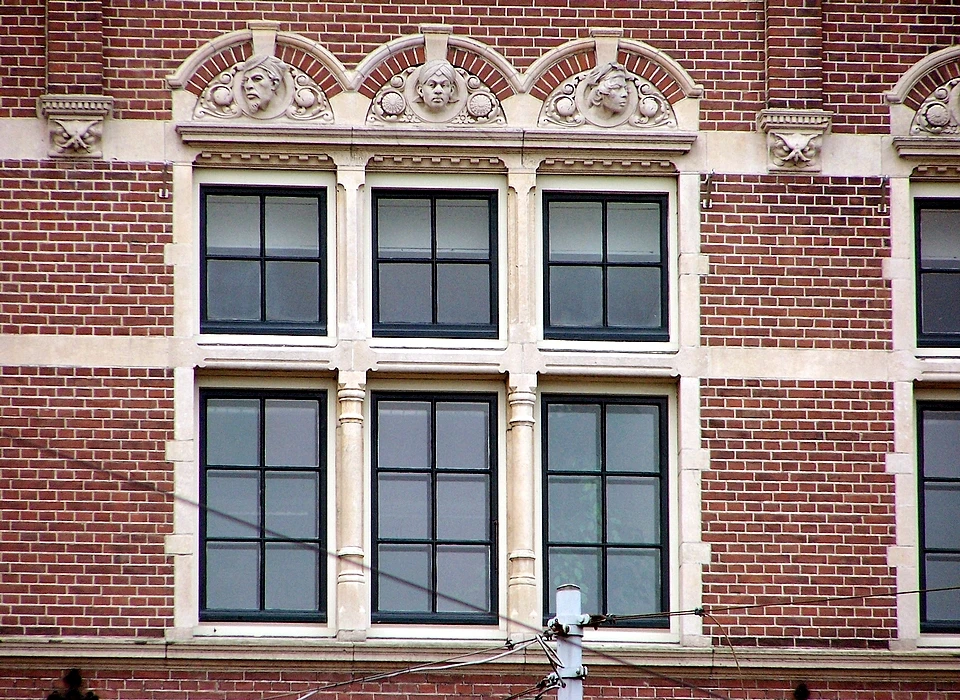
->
(194, 54), (333, 122)
(911, 78), (960, 136)
(539, 62), (677, 129)
(367, 59), (504, 125)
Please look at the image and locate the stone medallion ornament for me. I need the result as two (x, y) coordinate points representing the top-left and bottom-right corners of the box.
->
(367, 59), (504, 125)
(194, 54), (333, 122)
(539, 62), (676, 129)
(911, 78), (960, 136)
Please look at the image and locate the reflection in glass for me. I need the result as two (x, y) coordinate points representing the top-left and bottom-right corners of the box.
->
(265, 261), (319, 322)
(922, 411), (960, 479)
(265, 196), (319, 256)
(547, 404), (600, 472)
(206, 259), (261, 321)
(437, 474), (489, 541)
(206, 399), (260, 466)
(922, 274), (960, 335)
(378, 473), (431, 539)
(607, 202), (660, 262)
(265, 472), (319, 539)
(436, 402), (489, 469)
(378, 263), (432, 323)
(206, 542), (259, 609)
(378, 402), (430, 468)
(550, 266), (603, 327)
(607, 267), (660, 328)
(378, 199), (432, 257)
(606, 477), (658, 544)
(548, 475), (601, 543)
(924, 483), (960, 550)
(265, 543), (319, 610)
(925, 553), (960, 622)
(206, 195), (260, 255)
(437, 199), (489, 259)
(378, 544), (431, 612)
(548, 201), (602, 262)
(437, 545), (489, 612)
(206, 471), (260, 538)
(265, 399), (319, 467)
(549, 547), (601, 616)
(606, 405), (659, 472)
(608, 549), (659, 614)
(920, 209), (960, 266)
(437, 264), (490, 324)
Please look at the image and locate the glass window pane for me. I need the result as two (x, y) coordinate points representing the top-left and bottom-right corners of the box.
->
(548, 201), (602, 262)
(921, 272), (960, 335)
(437, 474), (489, 541)
(378, 263), (432, 324)
(922, 411), (960, 479)
(265, 261), (320, 323)
(206, 399), (260, 466)
(205, 542), (259, 610)
(265, 542), (319, 611)
(437, 263), (490, 325)
(265, 472), (319, 539)
(606, 404), (659, 473)
(436, 402), (489, 469)
(378, 402), (430, 468)
(606, 476), (659, 544)
(547, 404), (600, 472)
(608, 202), (661, 263)
(549, 266), (603, 327)
(206, 195), (260, 255)
(206, 259), (261, 321)
(206, 471), (260, 538)
(607, 267), (661, 328)
(437, 199), (489, 259)
(264, 196), (320, 257)
(926, 553), (960, 622)
(437, 545), (490, 613)
(548, 547), (600, 616)
(378, 473), (431, 539)
(924, 483), (960, 550)
(378, 198), (432, 258)
(548, 475), (601, 543)
(265, 399), (319, 467)
(607, 549), (660, 615)
(920, 209), (960, 268)
(378, 544), (432, 613)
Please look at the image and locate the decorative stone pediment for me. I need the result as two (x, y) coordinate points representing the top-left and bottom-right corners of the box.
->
(911, 78), (960, 136)
(538, 62), (677, 130)
(194, 53), (333, 122)
(366, 59), (504, 125)
(757, 108), (832, 172)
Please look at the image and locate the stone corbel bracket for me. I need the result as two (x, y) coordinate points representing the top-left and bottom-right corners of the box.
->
(38, 95), (114, 158)
(757, 108), (832, 172)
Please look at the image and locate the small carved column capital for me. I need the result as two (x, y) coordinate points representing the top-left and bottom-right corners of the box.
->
(758, 108), (832, 172)
(38, 95), (113, 158)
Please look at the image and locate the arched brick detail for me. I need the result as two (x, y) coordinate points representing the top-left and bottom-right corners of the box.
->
(276, 44), (343, 97)
(529, 50), (596, 101)
(903, 60), (960, 111)
(357, 46), (426, 99)
(447, 47), (517, 101)
(619, 51), (686, 105)
(185, 43), (252, 96)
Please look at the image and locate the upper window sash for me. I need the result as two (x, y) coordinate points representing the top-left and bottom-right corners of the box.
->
(543, 192), (669, 342)
(200, 185), (327, 335)
(372, 189), (499, 339)
(916, 199), (960, 347)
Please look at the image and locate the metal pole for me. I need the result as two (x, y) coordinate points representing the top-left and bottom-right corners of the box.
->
(553, 585), (587, 700)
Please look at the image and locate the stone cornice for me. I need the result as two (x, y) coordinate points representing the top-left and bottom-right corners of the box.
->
(893, 136), (960, 160)
(38, 94), (114, 118)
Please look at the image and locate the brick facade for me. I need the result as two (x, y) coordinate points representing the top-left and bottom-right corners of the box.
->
(2, 2), (960, 699)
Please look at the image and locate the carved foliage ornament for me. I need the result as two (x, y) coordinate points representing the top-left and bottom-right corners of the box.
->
(539, 62), (677, 129)
(911, 78), (960, 136)
(768, 132), (822, 169)
(195, 54), (333, 122)
(367, 59), (504, 125)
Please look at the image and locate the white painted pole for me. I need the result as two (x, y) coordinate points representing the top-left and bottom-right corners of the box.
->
(554, 585), (586, 700)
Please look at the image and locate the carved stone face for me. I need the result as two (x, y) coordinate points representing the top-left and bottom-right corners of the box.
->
(417, 68), (455, 111)
(242, 66), (280, 112)
(591, 72), (629, 116)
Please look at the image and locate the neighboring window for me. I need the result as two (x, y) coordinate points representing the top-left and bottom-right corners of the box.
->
(200, 390), (325, 621)
(372, 393), (498, 623)
(201, 186), (326, 334)
(372, 190), (498, 338)
(543, 193), (667, 341)
(918, 403), (960, 631)
(542, 395), (668, 624)
(917, 199), (960, 346)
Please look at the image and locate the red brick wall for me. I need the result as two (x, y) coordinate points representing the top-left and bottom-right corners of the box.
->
(701, 379), (896, 648)
(0, 161), (174, 336)
(0, 366), (174, 638)
(47, 0), (104, 93)
(700, 175), (891, 350)
(0, 0), (45, 118)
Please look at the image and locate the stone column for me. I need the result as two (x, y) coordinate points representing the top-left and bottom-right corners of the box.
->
(506, 374), (538, 638)
(333, 154), (368, 340)
(335, 372), (367, 639)
(505, 162), (538, 345)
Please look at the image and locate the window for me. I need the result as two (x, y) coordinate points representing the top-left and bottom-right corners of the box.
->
(372, 190), (498, 338)
(916, 199), (960, 346)
(372, 393), (498, 623)
(200, 390), (326, 621)
(918, 403), (960, 631)
(542, 395), (668, 624)
(201, 186), (326, 334)
(543, 193), (668, 341)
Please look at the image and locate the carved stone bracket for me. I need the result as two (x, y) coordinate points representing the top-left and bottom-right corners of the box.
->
(911, 78), (960, 136)
(38, 95), (114, 158)
(366, 60), (505, 126)
(757, 108), (832, 172)
(194, 53), (333, 122)
(539, 62), (677, 130)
